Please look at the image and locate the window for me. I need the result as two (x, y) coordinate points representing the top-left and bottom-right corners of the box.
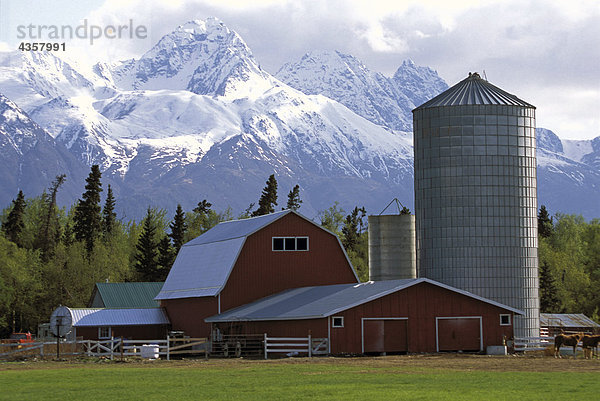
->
(500, 314), (511, 326)
(99, 327), (112, 339)
(332, 317), (344, 328)
(272, 237), (309, 251)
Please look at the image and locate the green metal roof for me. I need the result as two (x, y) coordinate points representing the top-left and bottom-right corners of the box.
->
(91, 282), (164, 308)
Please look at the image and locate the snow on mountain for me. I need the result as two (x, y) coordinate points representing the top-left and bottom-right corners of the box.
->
(0, 92), (88, 208)
(0, 17), (597, 219)
(276, 52), (448, 131)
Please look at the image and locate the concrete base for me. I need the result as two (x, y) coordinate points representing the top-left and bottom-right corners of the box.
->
(486, 345), (507, 355)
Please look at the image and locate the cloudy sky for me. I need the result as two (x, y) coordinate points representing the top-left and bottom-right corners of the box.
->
(1, 0), (598, 140)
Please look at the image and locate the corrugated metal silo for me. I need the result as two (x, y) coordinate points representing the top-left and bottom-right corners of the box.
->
(368, 214), (416, 281)
(412, 72), (539, 338)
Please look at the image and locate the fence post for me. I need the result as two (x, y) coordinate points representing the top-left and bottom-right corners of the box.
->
(167, 336), (170, 361)
(87, 340), (91, 357)
(308, 334), (312, 358)
(110, 337), (114, 360)
(40, 342), (44, 358)
(264, 333), (268, 360)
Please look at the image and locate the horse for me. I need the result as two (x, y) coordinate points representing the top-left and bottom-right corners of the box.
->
(554, 332), (584, 358)
(582, 335), (600, 359)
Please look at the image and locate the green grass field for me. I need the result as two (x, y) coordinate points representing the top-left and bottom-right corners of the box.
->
(1, 356), (599, 400)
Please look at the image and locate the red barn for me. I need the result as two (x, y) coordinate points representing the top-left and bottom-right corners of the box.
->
(156, 210), (359, 338)
(206, 278), (522, 354)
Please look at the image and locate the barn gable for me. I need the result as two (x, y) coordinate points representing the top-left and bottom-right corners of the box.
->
(156, 210), (358, 301)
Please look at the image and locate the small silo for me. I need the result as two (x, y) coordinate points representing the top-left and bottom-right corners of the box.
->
(413, 72), (539, 338)
(368, 201), (416, 281)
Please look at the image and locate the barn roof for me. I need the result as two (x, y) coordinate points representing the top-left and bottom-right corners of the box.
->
(68, 307), (170, 327)
(89, 282), (163, 308)
(540, 313), (600, 329)
(155, 210), (355, 300)
(205, 278), (524, 322)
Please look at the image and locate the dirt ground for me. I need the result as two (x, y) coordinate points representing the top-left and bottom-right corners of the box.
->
(1, 352), (600, 373)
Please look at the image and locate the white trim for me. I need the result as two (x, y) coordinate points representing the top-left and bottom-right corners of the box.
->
(361, 317), (409, 354)
(327, 316), (331, 354)
(435, 316), (483, 352)
(272, 236), (310, 252)
(98, 326), (112, 339)
(332, 316), (344, 328)
(500, 314), (511, 326)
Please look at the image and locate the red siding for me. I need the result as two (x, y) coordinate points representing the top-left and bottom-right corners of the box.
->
(216, 282), (515, 354)
(220, 213), (358, 311)
(161, 297), (218, 338)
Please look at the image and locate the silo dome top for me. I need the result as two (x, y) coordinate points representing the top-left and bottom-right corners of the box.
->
(413, 72), (535, 110)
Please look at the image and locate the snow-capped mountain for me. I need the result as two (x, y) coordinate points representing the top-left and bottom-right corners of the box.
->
(276, 52), (448, 131)
(536, 128), (600, 217)
(0, 93), (88, 206)
(0, 17), (598, 219)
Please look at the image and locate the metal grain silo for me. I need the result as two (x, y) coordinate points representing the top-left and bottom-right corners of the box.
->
(368, 214), (416, 281)
(413, 72), (539, 338)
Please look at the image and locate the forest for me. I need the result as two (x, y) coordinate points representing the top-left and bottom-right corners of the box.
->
(0, 167), (598, 337)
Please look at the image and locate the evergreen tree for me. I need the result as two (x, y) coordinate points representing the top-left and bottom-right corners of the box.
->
(193, 200), (212, 215)
(157, 236), (175, 280)
(252, 174), (278, 216)
(538, 205), (553, 239)
(2, 190), (26, 246)
(73, 165), (103, 254)
(539, 262), (561, 312)
(135, 208), (159, 281)
(341, 207), (361, 251)
(169, 204), (187, 253)
(102, 184), (117, 236)
(39, 174), (66, 261)
(285, 184), (302, 211)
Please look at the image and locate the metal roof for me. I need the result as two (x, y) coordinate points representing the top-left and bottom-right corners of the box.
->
(68, 308), (170, 327)
(155, 210), (358, 301)
(92, 282), (163, 308)
(413, 72), (535, 110)
(205, 278), (524, 322)
(540, 313), (600, 328)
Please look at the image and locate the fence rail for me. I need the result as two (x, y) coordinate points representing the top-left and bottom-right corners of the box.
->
(263, 334), (328, 359)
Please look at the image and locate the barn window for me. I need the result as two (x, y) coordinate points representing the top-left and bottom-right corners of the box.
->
(332, 317), (344, 328)
(99, 326), (112, 339)
(272, 237), (309, 251)
(500, 314), (511, 326)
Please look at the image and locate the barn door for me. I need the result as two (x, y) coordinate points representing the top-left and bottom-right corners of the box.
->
(437, 317), (481, 352)
(363, 319), (408, 353)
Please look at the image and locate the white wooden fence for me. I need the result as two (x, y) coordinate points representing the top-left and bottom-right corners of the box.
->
(263, 334), (328, 359)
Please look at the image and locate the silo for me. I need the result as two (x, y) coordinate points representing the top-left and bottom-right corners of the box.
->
(413, 72), (539, 338)
(368, 214), (416, 281)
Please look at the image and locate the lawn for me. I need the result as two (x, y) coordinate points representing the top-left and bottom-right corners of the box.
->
(1, 355), (599, 400)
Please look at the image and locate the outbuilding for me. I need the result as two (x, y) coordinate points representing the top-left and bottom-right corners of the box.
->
(156, 210), (359, 338)
(206, 278), (522, 354)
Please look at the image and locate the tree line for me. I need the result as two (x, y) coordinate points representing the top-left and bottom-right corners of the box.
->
(0, 170), (369, 337)
(1, 167), (597, 338)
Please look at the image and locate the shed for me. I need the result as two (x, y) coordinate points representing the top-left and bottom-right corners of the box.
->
(540, 313), (600, 336)
(156, 210), (359, 337)
(206, 278), (523, 354)
(65, 307), (170, 340)
(88, 282), (164, 308)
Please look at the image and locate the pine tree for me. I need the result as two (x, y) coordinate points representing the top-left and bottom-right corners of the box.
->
(538, 205), (553, 239)
(2, 190), (26, 246)
(39, 174), (66, 261)
(169, 204), (187, 253)
(102, 184), (117, 236)
(539, 262), (561, 312)
(157, 235), (175, 280)
(285, 184), (302, 211)
(135, 208), (159, 281)
(73, 165), (103, 254)
(341, 207), (361, 251)
(252, 174), (278, 216)
(193, 200), (212, 215)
